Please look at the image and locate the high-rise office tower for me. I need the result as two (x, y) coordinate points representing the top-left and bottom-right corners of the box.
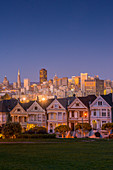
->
(40, 68), (47, 84)
(80, 73), (88, 96)
(24, 78), (30, 90)
(17, 69), (21, 88)
(3, 76), (9, 87)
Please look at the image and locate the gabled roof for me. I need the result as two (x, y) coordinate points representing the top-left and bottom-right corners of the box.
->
(78, 95), (97, 108)
(101, 93), (113, 106)
(57, 96), (75, 109)
(0, 98), (18, 112)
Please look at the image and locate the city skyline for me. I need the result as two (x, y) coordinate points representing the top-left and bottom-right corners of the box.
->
(0, 0), (113, 82)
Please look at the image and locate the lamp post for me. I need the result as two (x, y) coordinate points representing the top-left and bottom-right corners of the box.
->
(82, 116), (83, 137)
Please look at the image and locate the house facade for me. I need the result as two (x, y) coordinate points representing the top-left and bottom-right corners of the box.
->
(90, 94), (112, 129)
(47, 99), (68, 133)
(68, 95), (96, 131)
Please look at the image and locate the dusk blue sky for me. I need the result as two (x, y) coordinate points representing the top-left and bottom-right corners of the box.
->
(0, 0), (113, 83)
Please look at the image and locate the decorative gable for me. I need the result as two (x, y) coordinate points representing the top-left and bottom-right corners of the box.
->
(68, 98), (87, 109)
(27, 101), (45, 112)
(47, 99), (65, 110)
(90, 96), (111, 108)
(10, 103), (26, 114)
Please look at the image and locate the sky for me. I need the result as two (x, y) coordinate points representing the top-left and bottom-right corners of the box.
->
(0, 0), (113, 83)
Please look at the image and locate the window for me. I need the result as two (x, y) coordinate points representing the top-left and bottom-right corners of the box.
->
(102, 109), (106, 117)
(17, 108), (20, 112)
(54, 104), (58, 108)
(93, 110), (96, 116)
(2, 115), (5, 122)
(108, 109), (110, 117)
(63, 113), (65, 120)
(34, 115), (37, 121)
(58, 112), (62, 120)
(102, 121), (106, 124)
(38, 114), (41, 121)
(24, 117), (27, 122)
(72, 111), (74, 117)
(79, 111), (83, 117)
(42, 115), (45, 122)
(76, 103), (79, 106)
(35, 107), (38, 110)
(98, 101), (102, 106)
(29, 115), (33, 121)
(50, 113), (54, 119)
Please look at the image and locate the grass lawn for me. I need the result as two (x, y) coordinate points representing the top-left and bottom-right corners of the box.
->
(0, 139), (113, 169)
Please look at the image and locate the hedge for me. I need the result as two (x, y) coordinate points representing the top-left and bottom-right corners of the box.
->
(16, 134), (56, 139)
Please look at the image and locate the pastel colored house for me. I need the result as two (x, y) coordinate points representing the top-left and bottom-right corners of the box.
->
(90, 94), (112, 129)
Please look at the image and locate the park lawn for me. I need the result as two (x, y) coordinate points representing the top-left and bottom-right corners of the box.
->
(0, 140), (113, 169)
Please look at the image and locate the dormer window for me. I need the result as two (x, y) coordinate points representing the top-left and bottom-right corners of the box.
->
(76, 103), (79, 106)
(98, 101), (102, 106)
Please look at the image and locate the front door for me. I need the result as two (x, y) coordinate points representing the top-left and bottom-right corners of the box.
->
(71, 123), (74, 131)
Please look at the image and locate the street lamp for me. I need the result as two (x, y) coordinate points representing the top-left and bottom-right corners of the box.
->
(82, 112), (87, 137)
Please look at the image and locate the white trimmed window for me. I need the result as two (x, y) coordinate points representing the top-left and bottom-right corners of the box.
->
(50, 113), (54, 119)
(93, 110), (96, 116)
(58, 112), (62, 120)
(98, 101), (102, 106)
(38, 114), (41, 121)
(102, 109), (106, 117)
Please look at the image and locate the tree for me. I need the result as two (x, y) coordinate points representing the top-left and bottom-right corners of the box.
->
(27, 126), (47, 134)
(101, 123), (113, 135)
(54, 125), (70, 138)
(75, 123), (92, 137)
(2, 122), (22, 138)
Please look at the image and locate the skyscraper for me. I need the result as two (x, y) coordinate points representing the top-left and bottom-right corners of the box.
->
(40, 68), (47, 84)
(24, 78), (30, 90)
(80, 73), (88, 96)
(17, 69), (21, 88)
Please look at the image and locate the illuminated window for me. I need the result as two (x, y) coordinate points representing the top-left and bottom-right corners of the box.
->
(80, 111), (83, 117)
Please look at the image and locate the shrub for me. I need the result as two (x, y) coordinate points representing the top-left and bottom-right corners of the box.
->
(95, 132), (101, 137)
(2, 122), (22, 138)
(26, 126), (47, 134)
(16, 134), (56, 139)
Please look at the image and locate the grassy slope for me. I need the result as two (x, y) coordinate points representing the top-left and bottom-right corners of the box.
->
(0, 140), (113, 169)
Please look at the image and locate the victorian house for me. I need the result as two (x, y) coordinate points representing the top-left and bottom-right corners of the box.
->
(68, 95), (96, 131)
(90, 94), (112, 129)
(46, 97), (75, 133)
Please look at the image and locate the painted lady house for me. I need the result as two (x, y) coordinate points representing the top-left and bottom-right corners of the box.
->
(90, 93), (112, 129)
(47, 97), (75, 133)
(68, 95), (96, 131)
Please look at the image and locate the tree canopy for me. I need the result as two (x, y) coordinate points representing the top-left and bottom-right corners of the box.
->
(75, 123), (92, 132)
(54, 125), (70, 134)
(102, 123), (113, 131)
(2, 122), (22, 138)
